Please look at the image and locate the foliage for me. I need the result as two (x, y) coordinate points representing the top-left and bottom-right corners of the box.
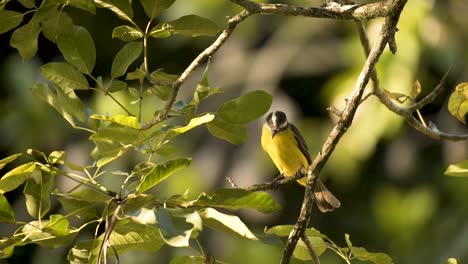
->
(0, 0), (466, 263)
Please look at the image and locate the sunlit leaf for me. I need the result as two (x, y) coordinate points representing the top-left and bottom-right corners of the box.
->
(21, 217), (76, 248)
(9, 21), (41, 61)
(167, 113), (215, 139)
(41, 10), (73, 43)
(156, 208), (202, 247)
(0, 194), (15, 223)
(149, 15), (219, 38)
(217, 90), (272, 124)
(109, 219), (165, 253)
(40, 62), (89, 90)
(139, 0), (175, 19)
(191, 189), (281, 214)
(207, 117), (247, 144)
(0, 10), (24, 34)
(24, 169), (55, 219)
(0, 162), (35, 194)
(111, 42), (143, 78)
(448, 82), (468, 124)
(199, 208), (258, 240)
(90, 114), (140, 129)
(383, 89), (410, 104)
(410, 80), (422, 100)
(0, 153), (22, 170)
(112, 25), (144, 41)
(17, 0), (35, 8)
(48, 150), (65, 165)
(94, 0), (133, 22)
(136, 158), (191, 194)
(57, 25), (96, 74)
(445, 160), (468, 177)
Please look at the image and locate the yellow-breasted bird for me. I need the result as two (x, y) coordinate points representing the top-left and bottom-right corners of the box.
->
(261, 111), (341, 212)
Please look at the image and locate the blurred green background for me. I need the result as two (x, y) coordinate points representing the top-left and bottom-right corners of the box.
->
(0, 0), (467, 263)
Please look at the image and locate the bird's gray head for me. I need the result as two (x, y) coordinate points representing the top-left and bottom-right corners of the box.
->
(266, 111), (288, 138)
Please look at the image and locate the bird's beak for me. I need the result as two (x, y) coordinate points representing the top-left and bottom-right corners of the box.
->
(271, 128), (278, 138)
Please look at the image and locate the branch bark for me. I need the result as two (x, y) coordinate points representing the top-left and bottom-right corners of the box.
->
(280, 1), (408, 263)
(230, 0), (398, 20)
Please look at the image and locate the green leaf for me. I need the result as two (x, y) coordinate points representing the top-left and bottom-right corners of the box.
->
(112, 25), (144, 41)
(32, 83), (86, 126)
(351, 246), (393, 264)
(156, 208), (202, 247)
(68, 239), (100, 264)
(445, 160), (468, 177)
(40, 62), (89, 90)
(170, 256), (206, 264)
(21, 217), (76, 248)
(43, 214), (70, 237)
(0, 162), (35, 194)
(54, 188), (109, 221)
(0, 194), (15, 223)
(0, 153), (22, 170)
(152, 85), (172, 100)
(217, 90), (272, 124)
(199, 208), (258, 240)
(41, 9), (73, 43)
(111, 42), (143, 78)
(149, 15), (219, 38)
(167, 113), (215, 139)
(293, 237), (327, 260)
(207, 117), (248, 145)
(109, 219), (165, 253)
(9, 21), (41, 61)
(0, 10), (24, 34)
(24, 169), (55, 219)
(57, 25), (96, 74)
(68, 0), (96, 14)
(448, 82), (468, 124)
(136, 158), (191, 194)
(0, 237), (22, 258)
(90, 114), (140, 129)
(139, 0), (175, 19)
(17, 0), (35, 8)
(94, 0), (133, 22)
(48, 150), (65, 165)
(150, 70), (179, 85)
(191, 189), (281, 214)
(266, 225), (327, 239)
(108, 79), (128, 92)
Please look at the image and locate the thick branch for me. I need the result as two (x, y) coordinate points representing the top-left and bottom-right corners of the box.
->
(230, 0), (399, 20)
(280, 1), (408, 263)
(141, 11), (251, 129)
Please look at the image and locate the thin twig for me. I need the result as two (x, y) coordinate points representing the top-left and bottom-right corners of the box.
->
(280, 1), (408, 263)
(141, 11), (251, 130)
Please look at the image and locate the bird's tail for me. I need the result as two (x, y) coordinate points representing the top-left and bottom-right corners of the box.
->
(314, 179), (341, 213)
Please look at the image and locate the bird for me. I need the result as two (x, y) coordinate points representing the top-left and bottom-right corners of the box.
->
(261, 111), (341, 212)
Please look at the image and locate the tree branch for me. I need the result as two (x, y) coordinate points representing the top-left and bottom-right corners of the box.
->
(141, 11), (251, 130)
(280, 1), (408, 263)
(230, 0), (401, 20)
(355, 12), (468, 142)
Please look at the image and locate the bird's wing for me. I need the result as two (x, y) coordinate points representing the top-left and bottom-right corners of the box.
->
(290, 123), (312, 165)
